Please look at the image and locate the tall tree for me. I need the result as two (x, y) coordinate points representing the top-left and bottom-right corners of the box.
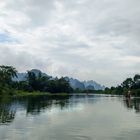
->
(0, 65), (17, 95)
(0, 65), (17, 85)
(133, 74), (140, 89)
(121, 78), (134, 89)
(134, 74), (140, 83)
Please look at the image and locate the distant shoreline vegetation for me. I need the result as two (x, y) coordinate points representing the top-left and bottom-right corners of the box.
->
(0, 65), (140, 97)
(0, 65), (73, 97)
(102, 75), (140, 96)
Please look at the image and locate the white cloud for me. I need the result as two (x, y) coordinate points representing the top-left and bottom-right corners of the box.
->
(0, 0), (140, 86)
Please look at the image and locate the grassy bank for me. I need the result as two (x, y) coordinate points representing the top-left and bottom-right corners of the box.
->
(13, 90), (70, 97)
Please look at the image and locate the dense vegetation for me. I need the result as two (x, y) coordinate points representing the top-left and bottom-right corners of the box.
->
(0, 66), (17, 95)
(103, 75), (140, 96)
(0, 65), (140, 96)
(0, 65), (73, 96)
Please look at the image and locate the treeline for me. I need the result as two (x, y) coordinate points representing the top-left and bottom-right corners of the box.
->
(0, 65), (73, 96)
(72, 88), (103, 94)
(0, 66), (17, 95)
(103, 75), (140, 96)
(1, 65), (140, 96)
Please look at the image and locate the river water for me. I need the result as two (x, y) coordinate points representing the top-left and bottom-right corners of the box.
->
(0, 94), (140, 140)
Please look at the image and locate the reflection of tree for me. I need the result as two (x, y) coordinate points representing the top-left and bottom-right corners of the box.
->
(134, 99), (140, 112)
(125, 98), (133, 108)
(124, 98), (140, 112)
(54, 99), (69, 110)
(0, 97), (16, 124)
(26, 97), (53, 115)
(0, 108), (16, 124)
(26, 96), (70, 115)
(0, 95), (71, 125)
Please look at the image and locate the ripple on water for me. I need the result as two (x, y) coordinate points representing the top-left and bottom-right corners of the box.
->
(1, 95), (140, 140)
(73, 135), (93, 140)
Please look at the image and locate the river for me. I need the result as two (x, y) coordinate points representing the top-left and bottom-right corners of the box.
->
(0, 94), (140, 140)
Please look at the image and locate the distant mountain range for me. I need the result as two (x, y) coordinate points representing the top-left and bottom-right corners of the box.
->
(64, 77), (105, 90)
(13, 69), (105, 90)
(83, 80), (105, 90)
(13, 69), (52, 81)
(64, 77), (85, 90)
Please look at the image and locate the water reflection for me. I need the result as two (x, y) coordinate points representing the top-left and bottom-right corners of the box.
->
(1, 95), (140, 125)
(124, 97), (140, 113)
(1, 95), (140, 140)
(26, 96), (69, 115)
(0, 97), (16, 124)
(0, 95), (100, 125)
(134, 99), (140, 112)
(0, 95), (71, 124)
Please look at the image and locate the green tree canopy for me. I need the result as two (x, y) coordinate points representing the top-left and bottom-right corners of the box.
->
(0, 65), (17, 84)
(121, 78), (134, 89)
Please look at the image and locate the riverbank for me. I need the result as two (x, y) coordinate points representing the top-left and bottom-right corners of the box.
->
(1, 89), (139, 98)
(0, 90), (70, 98)
(9, 88), (140, 97)
(15, 91), (70, 97)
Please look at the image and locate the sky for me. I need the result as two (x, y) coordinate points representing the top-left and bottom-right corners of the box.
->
(0, 0), (140, 87)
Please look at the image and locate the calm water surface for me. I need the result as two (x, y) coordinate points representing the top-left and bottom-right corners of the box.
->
(0, 94), (140, 140)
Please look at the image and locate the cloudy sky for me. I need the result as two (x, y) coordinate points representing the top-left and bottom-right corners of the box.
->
(0, 0), (140, 87)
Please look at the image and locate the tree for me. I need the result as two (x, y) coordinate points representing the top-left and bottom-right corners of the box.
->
(121, 78), (134, 89)
(26, 71), (49, 91)
(0, 65), (17, 85)
(133, 74), (140, 89)
(47, 77), (73, 93)
(134, 74), (140, 83)
(0, 65), (17, 95)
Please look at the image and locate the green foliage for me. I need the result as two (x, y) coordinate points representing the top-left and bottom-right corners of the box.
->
(133, 74), (140, 89)
(0, 65), (17, 83)
(121, 78), (134, 88)
(0, 65), (17, 95)
(0, 65), (73, 96)
(102, 74), (140, 96)
(0, 65), (139, 97)
(134, 74), (140, 82)
(45, 77), (73, 93)
(17, 71), (73, 94)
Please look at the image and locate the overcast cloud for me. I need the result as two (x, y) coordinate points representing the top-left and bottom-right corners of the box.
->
(0, 0), (140, 86)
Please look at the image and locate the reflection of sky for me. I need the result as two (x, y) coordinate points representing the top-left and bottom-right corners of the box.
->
(0, 97), (140, 140)
(49, 103), (84, 114)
